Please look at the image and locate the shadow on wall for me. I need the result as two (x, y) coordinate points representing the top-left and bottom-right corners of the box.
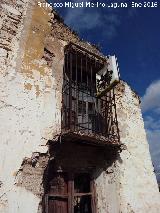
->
(41, 140), (122, 212)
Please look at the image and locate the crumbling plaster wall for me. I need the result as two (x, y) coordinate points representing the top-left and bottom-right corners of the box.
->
(95, 164), (120, 213)
(114, 82), (160, 213)
(0, 0), (104, 212)
(95, 82), (160, 213)
(0, 0), (66, 212)
(1, 1), (160, 213)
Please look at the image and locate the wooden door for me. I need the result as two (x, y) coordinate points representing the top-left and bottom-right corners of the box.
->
(47, 173), (68, 213)
(45, 172), (95, 213)
(48, 197), (68, 213)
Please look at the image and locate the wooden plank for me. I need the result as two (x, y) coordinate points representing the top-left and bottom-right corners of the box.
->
(48, 194), (68, 198)
(91, 180), (96, 213)
(73, 192), (92, 197)
(45, 194), (48, 213)
(68, 173), (74, 213)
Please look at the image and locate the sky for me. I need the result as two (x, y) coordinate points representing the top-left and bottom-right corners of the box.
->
(49, 0), (160, 181)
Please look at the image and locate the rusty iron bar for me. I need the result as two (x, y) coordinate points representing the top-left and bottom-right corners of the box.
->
(62, 48), (120, 144)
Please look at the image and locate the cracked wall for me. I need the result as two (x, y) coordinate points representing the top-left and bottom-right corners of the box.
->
(114, 82), (160, 213)
(0, 0), (102, 211)
(0, 0), (65, 212)
(0, 0), (160, 213)
(95, 82), (160, 213)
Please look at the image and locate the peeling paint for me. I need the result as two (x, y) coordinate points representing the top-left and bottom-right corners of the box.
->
(35, 84), (40, 97)
(24, 83), (32, 90)
(21, 5), (52, 80)
(0, 1), (160, 213)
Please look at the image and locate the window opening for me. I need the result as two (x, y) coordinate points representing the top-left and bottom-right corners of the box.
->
(62, 43), (120, 144)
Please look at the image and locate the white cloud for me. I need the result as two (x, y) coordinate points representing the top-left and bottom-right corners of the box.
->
(154, 107), (160, 114)
(141, 80), (160, 113)
(142, 80), (160, 179)
(146, 128), (160, 169)
(65, 7), (102, 30)
(143, 115), (160, 179)
(63, 0), (121, 40)
(144, 115), (160, 130)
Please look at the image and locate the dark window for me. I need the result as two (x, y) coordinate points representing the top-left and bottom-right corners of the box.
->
(78, 101), (86, 115)
(74, 174), (92, 213)
(62, 44), (107, 136)
(62, 44), (120, 145)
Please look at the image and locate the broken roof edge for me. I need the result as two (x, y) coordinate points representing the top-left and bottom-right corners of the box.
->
(65, 42), (107, 63)
(51, 7), (65, 22)
(116, 80), (141, 104)
(51, 7), (106, 60)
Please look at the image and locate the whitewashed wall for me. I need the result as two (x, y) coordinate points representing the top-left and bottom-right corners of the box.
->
(0, 1), (64, 212)
(0, 1), (159, 212)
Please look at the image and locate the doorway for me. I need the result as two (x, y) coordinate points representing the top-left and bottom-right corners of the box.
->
(43, 141), (112, 213)
(45, 172), (95, 213)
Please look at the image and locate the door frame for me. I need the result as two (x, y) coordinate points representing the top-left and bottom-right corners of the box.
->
(45, 172), (96, 213)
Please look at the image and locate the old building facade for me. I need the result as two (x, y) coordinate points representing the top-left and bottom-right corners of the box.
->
(0, 0), (160, 212)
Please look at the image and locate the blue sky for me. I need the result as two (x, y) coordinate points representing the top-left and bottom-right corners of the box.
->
(49, 0), (160, 181)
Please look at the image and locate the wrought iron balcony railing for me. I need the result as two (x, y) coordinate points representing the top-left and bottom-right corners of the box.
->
(61, 44), (120, 145)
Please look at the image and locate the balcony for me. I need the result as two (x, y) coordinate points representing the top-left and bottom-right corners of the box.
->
(61, 43), (120, 146)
